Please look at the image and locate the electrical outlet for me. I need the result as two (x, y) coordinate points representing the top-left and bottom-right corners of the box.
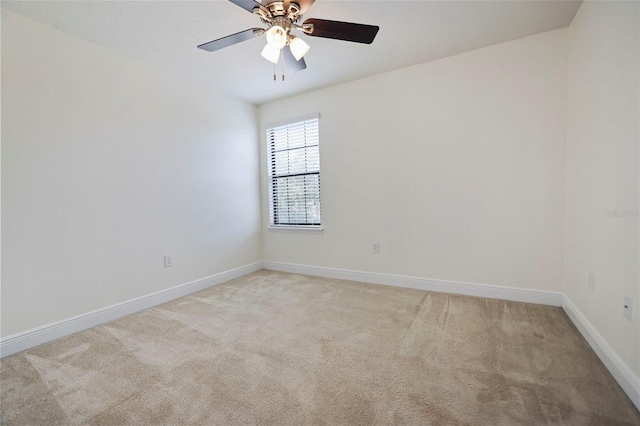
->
(372, 242), (380, 254)
(623, 297), (633, 321)
(588, 272), (595, 291)
(164, 254), (173, 268)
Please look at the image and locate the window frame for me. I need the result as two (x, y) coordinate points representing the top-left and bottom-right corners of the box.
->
(266, 113), (322, 231)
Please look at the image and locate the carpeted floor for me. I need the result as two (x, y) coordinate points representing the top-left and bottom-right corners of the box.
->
(1, 270), (639, 425)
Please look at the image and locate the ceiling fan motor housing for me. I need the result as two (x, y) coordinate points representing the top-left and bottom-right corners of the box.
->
(256, 1), (303, 31)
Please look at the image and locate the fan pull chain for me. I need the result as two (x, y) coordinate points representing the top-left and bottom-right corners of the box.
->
(272, 51), (285, 82)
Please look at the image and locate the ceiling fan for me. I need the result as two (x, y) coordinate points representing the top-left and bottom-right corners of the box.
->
(197, 0), (379, 75)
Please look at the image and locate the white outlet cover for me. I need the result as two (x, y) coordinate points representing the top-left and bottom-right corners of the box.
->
(623, 297), (633, 321)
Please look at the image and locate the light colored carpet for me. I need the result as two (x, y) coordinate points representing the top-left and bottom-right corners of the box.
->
(2, 270), (639, 425)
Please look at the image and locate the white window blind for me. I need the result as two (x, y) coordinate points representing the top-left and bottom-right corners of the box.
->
(267, 116), (321, 227)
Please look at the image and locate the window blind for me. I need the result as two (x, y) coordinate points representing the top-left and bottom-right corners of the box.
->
(267, 117), (321, 226)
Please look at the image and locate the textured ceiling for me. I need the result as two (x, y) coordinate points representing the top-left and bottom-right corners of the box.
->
(1, 0), (581, 105)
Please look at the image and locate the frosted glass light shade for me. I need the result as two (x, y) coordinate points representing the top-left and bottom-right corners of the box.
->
(289, 37), (310, 61)
(261, 44), (280, 64)
(266, 25), (287, 49)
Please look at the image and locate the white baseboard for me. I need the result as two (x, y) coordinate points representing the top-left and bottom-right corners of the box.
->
(0, 261), (263, 358)
(562, 296), (640, 411)
(263, 261), (563, 307)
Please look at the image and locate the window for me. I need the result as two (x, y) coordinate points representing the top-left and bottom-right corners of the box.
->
(267, 115), (321, 227)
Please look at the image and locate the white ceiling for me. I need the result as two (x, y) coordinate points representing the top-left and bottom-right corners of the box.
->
(2, 0), (581, 105)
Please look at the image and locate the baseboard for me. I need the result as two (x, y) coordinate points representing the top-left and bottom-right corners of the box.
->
(562, 296), (640, 411)
(263, 261), (563, 307)
(0, 261), (264, 358)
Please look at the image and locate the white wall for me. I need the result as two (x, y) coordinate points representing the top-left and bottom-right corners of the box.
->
(2, 0), (638, 403)
(259, 29), (567, 293)
(565, 1), (639, 377)
(1, 11), (262, 337)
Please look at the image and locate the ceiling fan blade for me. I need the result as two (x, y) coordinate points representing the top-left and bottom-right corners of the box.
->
(303, 18), (379, 44)
(197, 28), (264, 52)
(283, 45), (307, 73)
(228, 0), (266, 14)
(295, 0), (315, 14)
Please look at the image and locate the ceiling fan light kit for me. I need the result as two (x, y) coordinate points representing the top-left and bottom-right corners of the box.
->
(197, 0), (379, 76)
(289, 36), (310, 61)
(266, 25), (288, 49)
(260, 43), (281, 64)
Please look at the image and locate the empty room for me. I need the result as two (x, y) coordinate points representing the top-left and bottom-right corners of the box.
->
(1, 0), (639, 424)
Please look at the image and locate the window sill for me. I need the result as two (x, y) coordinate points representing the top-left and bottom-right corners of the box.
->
(268, 226), (323, 233)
